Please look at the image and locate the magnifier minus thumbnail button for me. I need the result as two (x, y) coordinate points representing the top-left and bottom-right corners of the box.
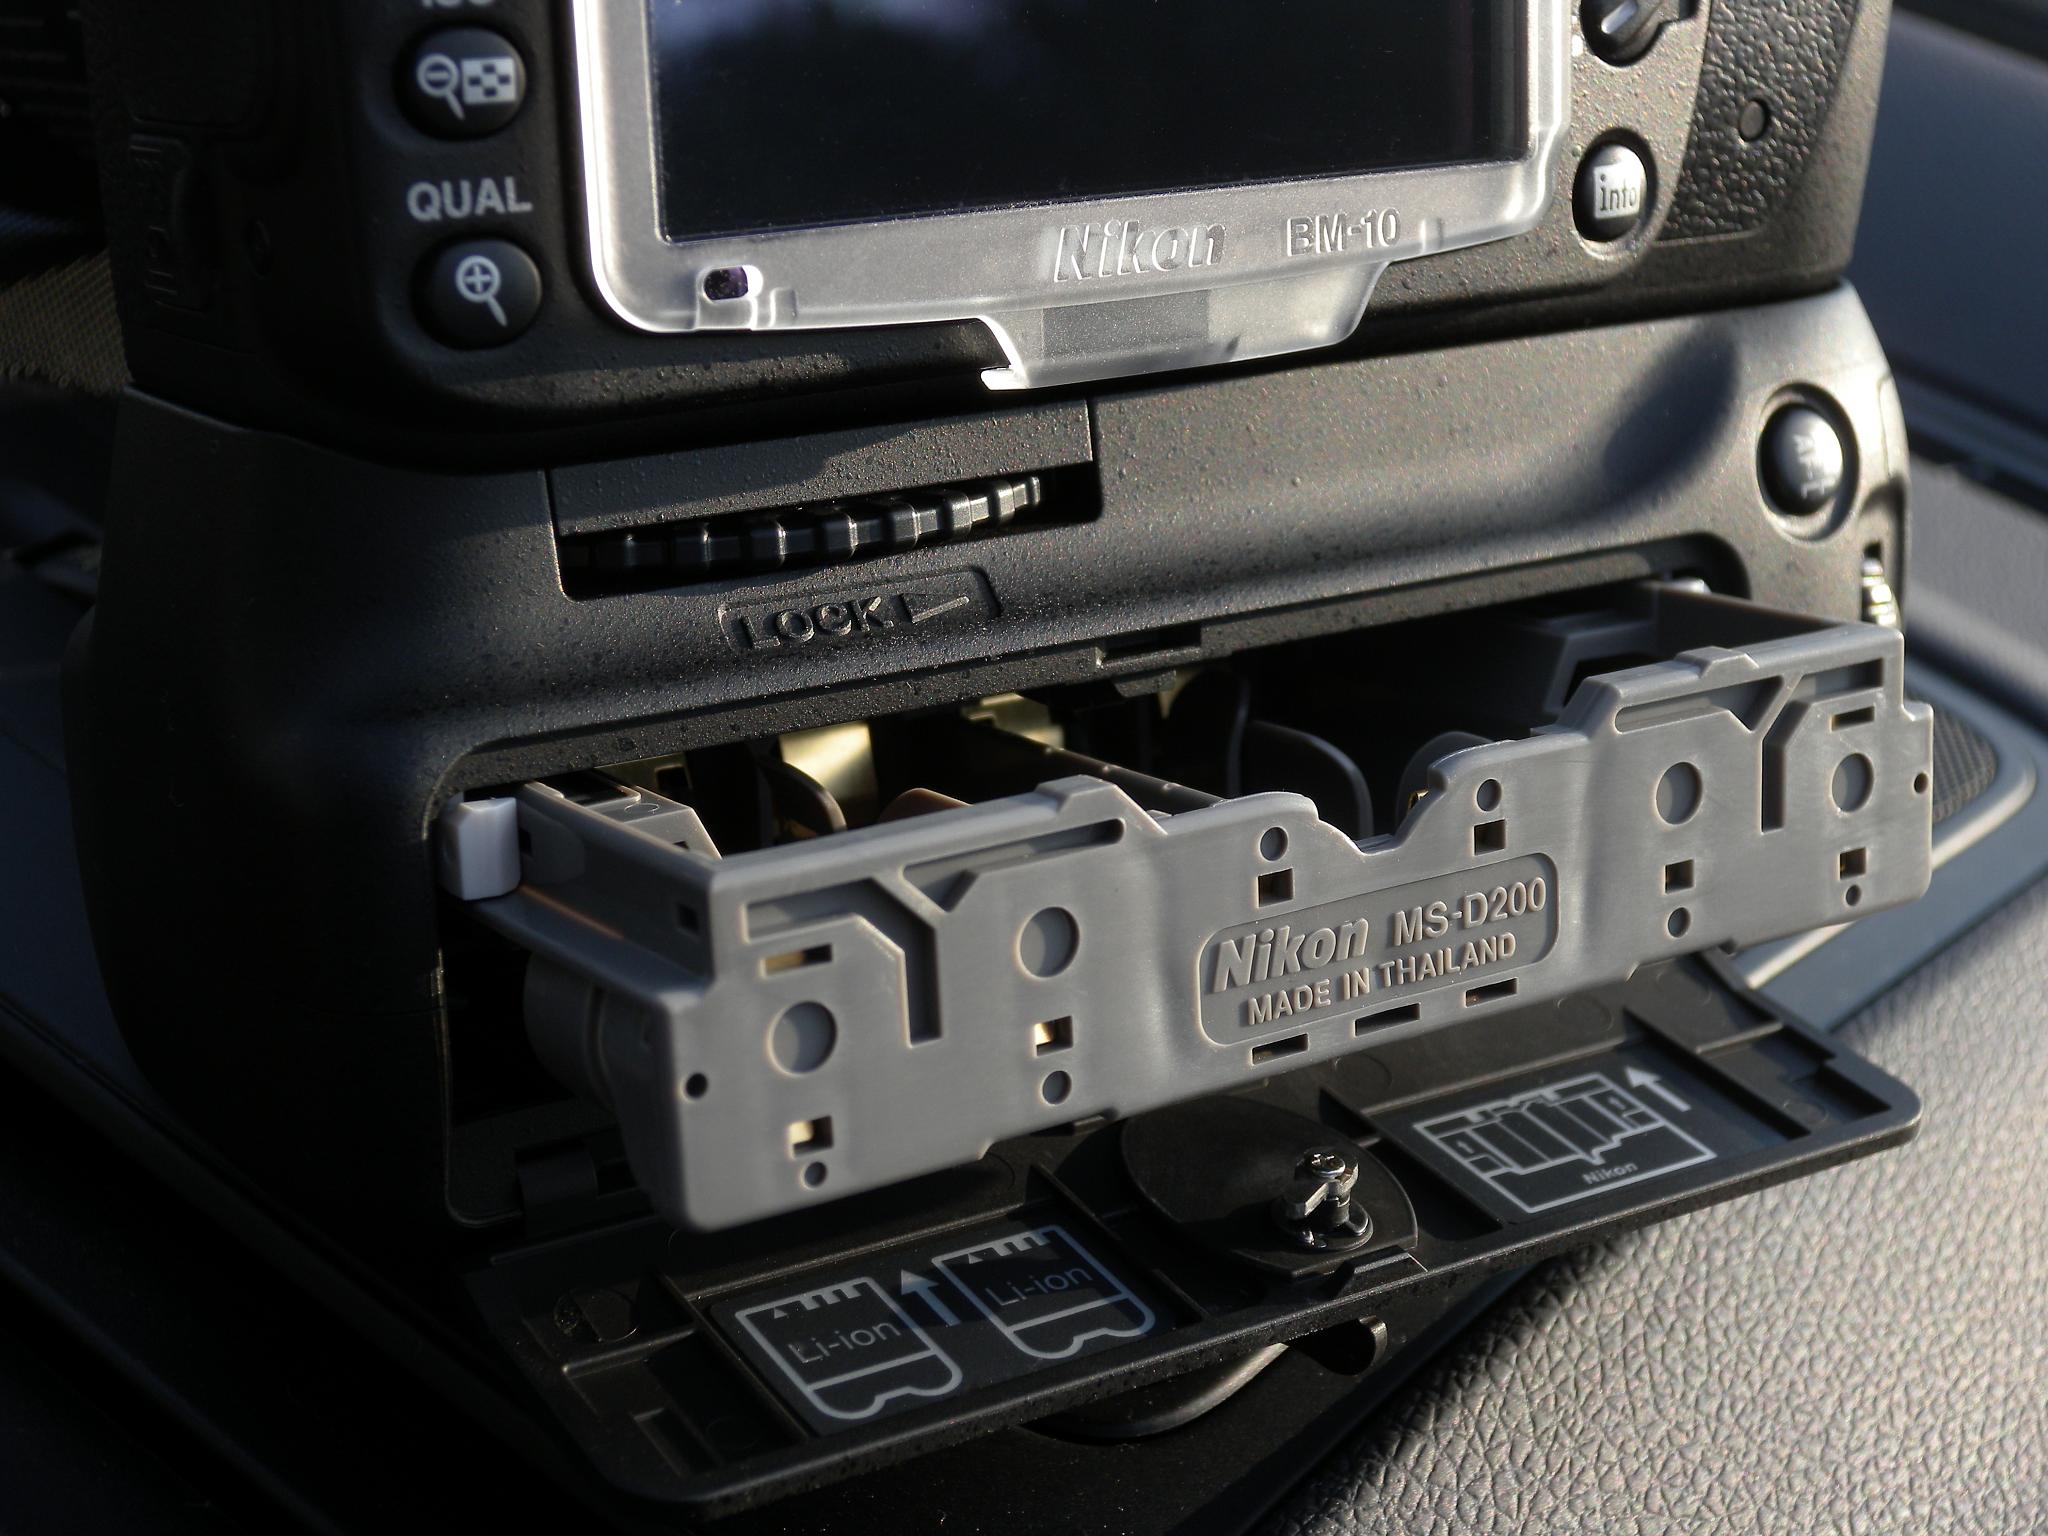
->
(419, 239), (543, 348)
(400, 28), (526, 138)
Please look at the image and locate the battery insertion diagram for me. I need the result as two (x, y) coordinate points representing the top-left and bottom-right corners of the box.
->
(1413, 1070), (1716, 1214)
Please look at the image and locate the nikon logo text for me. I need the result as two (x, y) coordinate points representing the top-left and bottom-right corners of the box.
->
(1054, 219), (1225, 282)
(1209, 917), (1371, 994)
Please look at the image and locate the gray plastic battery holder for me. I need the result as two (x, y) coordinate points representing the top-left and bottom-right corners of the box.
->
(452, 614), (1933, 1231)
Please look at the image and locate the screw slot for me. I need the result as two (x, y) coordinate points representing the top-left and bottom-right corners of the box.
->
(1271, 1146), (1374, 1252)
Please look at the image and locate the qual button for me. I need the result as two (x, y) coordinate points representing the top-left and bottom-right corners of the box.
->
(419, 238), (543, 347)
(401, 27), (526, 139)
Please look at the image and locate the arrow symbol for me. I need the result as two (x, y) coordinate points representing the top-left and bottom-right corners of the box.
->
(905, 593), (971, 625)
(899, 1270), (960, 1326)
(1626, 1067), (1690, 1114)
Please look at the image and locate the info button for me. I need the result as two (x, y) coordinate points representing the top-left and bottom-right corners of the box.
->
(1574, 142), (1650, 243)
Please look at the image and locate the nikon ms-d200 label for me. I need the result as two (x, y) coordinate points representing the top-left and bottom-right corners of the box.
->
(1197, 856), (1558, 1041)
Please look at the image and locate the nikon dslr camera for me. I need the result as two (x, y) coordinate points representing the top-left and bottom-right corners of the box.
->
(61, 0), (1930, 1518)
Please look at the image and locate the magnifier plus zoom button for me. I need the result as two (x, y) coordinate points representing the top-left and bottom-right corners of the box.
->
(400, 27), (526, 138)
(419, 239), (542, 348)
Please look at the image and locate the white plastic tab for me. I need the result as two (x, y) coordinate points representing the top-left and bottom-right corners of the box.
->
(435, 797), (521, 901)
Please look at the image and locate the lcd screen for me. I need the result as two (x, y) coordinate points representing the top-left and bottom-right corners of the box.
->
(648, 0), (1521, 241)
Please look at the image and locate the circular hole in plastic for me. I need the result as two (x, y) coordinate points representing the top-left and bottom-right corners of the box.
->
(703, 266), (750, 301)
(1041, 1070), (1073, 1106)
(1655, 763), (1703, 825)
(683, 1073), (709, 1100)
(1259, 827), (1288, 861)
(1019, 908), (1080, 978)
(1914, 771), (1930, 796)
(1476, 779), (1503, 813)
(1845, 884), (1863, 908)
(1831, 753), (1874, 813)
(802, 1162), (827, 1189)
(769, 1003), (837, 1074)
(1667, 907), (1691, 939)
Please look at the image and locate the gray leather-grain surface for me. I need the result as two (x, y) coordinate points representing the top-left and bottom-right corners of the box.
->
(1260, 870), (2048, 1534)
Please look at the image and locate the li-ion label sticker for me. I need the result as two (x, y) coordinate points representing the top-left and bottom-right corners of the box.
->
(731, 1278), (963, 1424)
(709, 1218), (1161, 1435)
(930, 1227), (1154, 1361)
